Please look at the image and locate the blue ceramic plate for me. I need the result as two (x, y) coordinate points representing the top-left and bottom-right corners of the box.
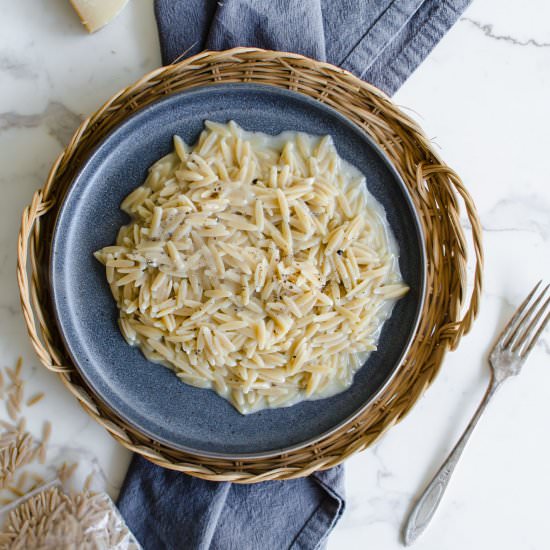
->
(50, 84), (425, 458)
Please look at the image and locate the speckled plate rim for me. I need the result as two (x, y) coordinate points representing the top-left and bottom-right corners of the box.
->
(49, 83), (427, 460)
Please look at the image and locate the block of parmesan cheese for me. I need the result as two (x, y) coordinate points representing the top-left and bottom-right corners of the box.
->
(70, 0), (129, 33)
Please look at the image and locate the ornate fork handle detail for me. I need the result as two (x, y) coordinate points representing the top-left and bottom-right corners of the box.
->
(403, 376), (500, 546)
(404, 379), (501, 545)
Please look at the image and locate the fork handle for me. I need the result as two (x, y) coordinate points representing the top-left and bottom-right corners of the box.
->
(403, 377), (501, 545)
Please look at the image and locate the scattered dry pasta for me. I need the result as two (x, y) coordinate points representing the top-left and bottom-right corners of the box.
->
(0, 359), (51, 497)
(95, 121), (408, 413)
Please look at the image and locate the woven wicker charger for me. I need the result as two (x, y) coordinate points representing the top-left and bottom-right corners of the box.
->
(17, 48), (482, 483)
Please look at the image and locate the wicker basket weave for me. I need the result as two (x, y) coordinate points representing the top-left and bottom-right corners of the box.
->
(17, 48), (482, 483)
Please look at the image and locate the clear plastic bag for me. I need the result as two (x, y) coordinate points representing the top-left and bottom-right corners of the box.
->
(0, 480), (142, 549)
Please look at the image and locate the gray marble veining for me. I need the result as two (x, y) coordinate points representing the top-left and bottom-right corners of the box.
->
(462, 17), (550, 48)
(0, 54), (38, 79)
(0, 101), (82, 145)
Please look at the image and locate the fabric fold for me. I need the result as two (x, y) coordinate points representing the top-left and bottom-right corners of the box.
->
(155, 0), (471, 95)
(207, 0), (326, 62)
(118, 456), (344, 550)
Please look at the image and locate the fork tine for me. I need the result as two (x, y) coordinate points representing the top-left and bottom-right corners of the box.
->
(499, 281), (542, 348)
(511, 290), (550, 352)
(518, 300), (550, 358)
(507, 285), (549, 351)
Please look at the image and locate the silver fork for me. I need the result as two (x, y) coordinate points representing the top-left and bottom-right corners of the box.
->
(403, 281), (550, 545)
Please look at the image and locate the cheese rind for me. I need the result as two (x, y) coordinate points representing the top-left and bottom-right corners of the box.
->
(70, 0), (130, 33)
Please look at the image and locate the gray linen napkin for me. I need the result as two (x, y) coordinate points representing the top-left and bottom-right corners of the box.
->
(117, 1), (471, 548)
(118, 455), (344, 550)
(154, 0), (471, 95)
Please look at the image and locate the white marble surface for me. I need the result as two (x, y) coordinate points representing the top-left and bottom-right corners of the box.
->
(0, 0), (549, 548)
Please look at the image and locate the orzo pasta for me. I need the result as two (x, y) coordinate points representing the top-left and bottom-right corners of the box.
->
(95, 121), (408, 414)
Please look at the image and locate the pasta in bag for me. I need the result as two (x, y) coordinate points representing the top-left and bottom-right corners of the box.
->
(0, 481), (141, 550)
